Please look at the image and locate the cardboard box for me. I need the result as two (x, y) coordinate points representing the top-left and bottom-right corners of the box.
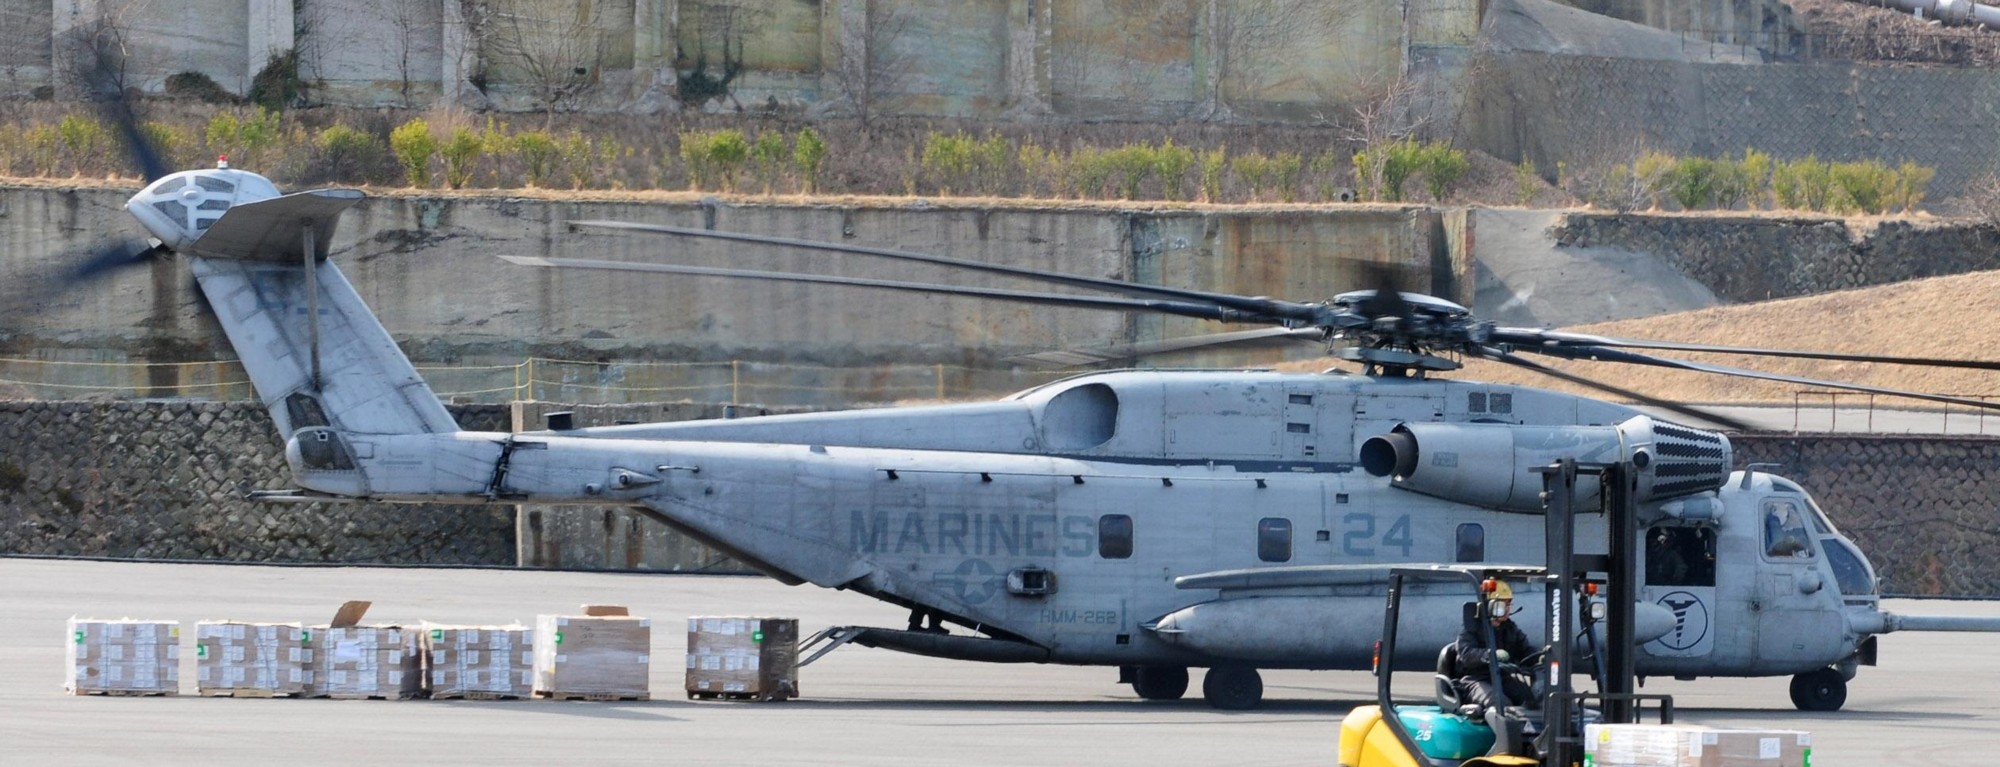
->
(1585, 724), (1812, 767)
(194, 621), (310, 696)
(305, 600), (421, 699)
(533, 607), (651, 699)
(421, 623), (534, 699)
(66, 618), (180, 695)
(685, 616), (799, 701)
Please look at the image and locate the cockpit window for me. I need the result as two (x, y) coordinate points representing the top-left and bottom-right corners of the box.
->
(148, 177), (186, 195)
(1762, 500), (1816, 560)
(193, 175), (236, 192)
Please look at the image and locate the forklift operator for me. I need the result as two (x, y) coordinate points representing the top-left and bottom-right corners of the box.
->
(1449, 580), (1543, 756)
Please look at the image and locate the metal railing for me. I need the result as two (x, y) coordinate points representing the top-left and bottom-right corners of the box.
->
(1792, 390), (2000, 435)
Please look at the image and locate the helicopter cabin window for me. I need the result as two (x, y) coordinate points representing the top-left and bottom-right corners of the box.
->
(1646, 526), (1716, 587)
(1455, 524), (1484, 562)
(1098, 514), (1133, 559)
(1258, 518), (1293, 562)
(1762, 500), (1815, 560)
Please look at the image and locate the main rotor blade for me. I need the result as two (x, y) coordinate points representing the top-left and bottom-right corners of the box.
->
(499, 256), (1264, 323)
(567, 220), (1330, 326)
(1007, 326), (1326, 368)
(1525, 343), (2000, 413)
(1492, 328), (2000, 372)
(1473, 347), (1753, 431)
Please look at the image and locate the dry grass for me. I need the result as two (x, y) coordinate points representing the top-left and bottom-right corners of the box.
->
(1281, 269), (2000, 405)
(1788, 0), (2000, 67)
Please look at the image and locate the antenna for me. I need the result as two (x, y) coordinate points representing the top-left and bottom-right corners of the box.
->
(1740, 462), (1781, 489)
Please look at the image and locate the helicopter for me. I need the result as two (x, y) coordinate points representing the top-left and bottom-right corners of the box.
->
(53, 128), (2000, 710)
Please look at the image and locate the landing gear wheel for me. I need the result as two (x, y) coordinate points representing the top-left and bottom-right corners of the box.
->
(1132, 666), (1189, 700)
(1201, 664), (1263, 710)
(1789, 668), (1847, 711)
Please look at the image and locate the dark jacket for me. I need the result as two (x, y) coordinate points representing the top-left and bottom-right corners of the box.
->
(1451, 617), (1536, 679)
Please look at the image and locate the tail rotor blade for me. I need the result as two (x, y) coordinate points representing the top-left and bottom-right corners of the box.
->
(67, 241), (169, 286)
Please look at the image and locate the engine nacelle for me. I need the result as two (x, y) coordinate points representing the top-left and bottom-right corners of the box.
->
(1359, 416), (1729, 512)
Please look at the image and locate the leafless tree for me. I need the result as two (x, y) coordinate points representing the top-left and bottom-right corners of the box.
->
(0, 3), (54, 98)
(387, 0), (440, 108)
(1053, 0), (1197, 115)
(56, 3), (143, 101)
(1202, 0), (1358, 121)
(481, 0), (612, 114)
(823, 2), (916, 133)
(674, 1), (755, 110)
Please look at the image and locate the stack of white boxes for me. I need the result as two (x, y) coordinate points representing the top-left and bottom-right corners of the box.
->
(310, 625), (420, 699)
(194, 621), (311, 696)
(65, 618), (180, 696)
(532, 607), (651, 700)
(684, 616), (799, 701)
(1584, 724), (1812, 767)
(421, 623), (534, 699)
(302, 600), (420, 699)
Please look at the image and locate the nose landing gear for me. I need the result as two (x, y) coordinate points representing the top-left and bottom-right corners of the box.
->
(1789, 668), (1847, 711)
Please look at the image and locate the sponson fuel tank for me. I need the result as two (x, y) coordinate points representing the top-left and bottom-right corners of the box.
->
(1146, 592), (1676, 668)
(1358, 416), (1730, 512)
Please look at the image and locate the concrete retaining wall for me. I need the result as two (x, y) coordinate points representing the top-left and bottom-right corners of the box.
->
(1734, 434), (2000, 598)
(0, 186), (1451, 386)
(0, 400), (515, 564)
(0, 0), (1474, 121)
(1464, 51), (2000, 198)
(1550, 213), (2000, 302)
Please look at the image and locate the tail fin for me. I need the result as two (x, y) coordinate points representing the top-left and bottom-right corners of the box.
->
(186, 191), (456, 438)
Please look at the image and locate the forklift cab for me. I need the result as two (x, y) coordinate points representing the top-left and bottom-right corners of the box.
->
(1338, 459), (1676, 767)
(1338, 566), (1555, 767)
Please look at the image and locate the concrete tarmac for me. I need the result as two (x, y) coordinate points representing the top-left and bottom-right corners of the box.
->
(3, 559), (1995, 766)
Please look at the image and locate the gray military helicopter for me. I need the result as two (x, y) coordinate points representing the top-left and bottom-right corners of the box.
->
(62, 137), (2000, 711)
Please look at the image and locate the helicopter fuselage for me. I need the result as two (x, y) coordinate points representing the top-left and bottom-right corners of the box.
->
(287, 369), (1878, 679)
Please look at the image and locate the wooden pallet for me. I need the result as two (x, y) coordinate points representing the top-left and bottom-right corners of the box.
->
(533, 691), (650, 702)
(686, 688), (796, 702)
(70, 688), (179, 697)
(197, 688), (295, 698)
(319, 692), (422, 701)
(428, 691), (523, 701)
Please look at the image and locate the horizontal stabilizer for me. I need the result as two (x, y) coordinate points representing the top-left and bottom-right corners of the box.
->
(185, 189), (363, 262)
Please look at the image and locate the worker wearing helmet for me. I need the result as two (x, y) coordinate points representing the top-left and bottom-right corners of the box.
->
(1449, 580), (1542, 757)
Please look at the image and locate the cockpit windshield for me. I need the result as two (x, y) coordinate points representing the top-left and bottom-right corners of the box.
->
(1768, 476), (1875, 596)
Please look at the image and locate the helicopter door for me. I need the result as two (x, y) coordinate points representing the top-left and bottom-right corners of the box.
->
(1640, 526), (1717, 658)
(1282, 387), (1353, 464)
(1751, 498), (1843, 662)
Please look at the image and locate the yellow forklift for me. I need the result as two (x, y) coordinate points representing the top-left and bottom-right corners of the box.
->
(1338, 459), (1677, 767)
